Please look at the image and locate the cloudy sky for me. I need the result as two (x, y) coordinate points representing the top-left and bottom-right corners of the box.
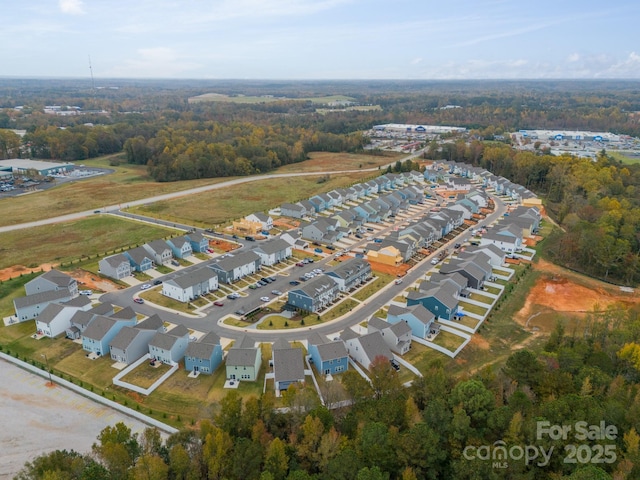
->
(2, 0), (639, 79)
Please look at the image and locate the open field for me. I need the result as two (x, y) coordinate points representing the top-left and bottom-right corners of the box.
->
(188, 93), (355, 104)
(609, 151), (640, 165)
(0, 156), (226, 227)
(0, 215), (176, 271)
(274, 151), (400, 174)
(128, 172), (378, 227)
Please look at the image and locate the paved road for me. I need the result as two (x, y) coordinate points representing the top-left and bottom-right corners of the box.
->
(0, 149), (426, 233)
(101, 193), (506, 342)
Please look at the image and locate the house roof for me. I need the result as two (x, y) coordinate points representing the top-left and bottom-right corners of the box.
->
(327, 258), (370, 280)
(273, 347), (305, 383)
(387, 304), (410, 317)
(209, 251), (260, 272)
(14, 289), (71, 309)
(482, 231), (518, 244)
(367, 316), (389, 331)
(126, 246), (153, 265)
(136, 314), (164, 331)
(293, 275), (338, 299)
(88, 302), (114, 316)
(226, 348), (259, 367)
(316, 341), (348, 362)
(272, 337), (291, 351)
(307, 332), (329, 346)
(407, 304), (436, 325)
(185, 340), (217, 360)
(146, 239), (171, 255)
(185, 231), (206, 244)
(340, 328), (359, 341)
(101, 253), (130, 268)
(169, 236), (191, 249)
(249, 212), (271, 222)
(233, 334), (256, 349)
(357, 331), (393, 363)
(110, 306), (136, 321)
(281, 202), (305, 212)
(109, 326), (143, 351)
(35, 303), (66, 325)
(429, 272), (468, 290)
(167, 267), (216, 289)
(466, 243), (506, 259)
(70, 310), (95, 328)
(389, 320), (412, 337)
(149, 324), (188, 351)
(34, 269), (76, 288)
(82, 315), (117, 341)
(62, 295), (92, 308)
(254, 238), (291, 255)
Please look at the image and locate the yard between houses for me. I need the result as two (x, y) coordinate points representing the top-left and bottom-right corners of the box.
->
(119, 361), (173, 389)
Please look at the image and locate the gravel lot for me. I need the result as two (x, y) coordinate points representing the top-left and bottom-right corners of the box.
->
(0, 359), (152, 479)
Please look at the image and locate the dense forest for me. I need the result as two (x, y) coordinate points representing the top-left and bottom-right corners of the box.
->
(15, 305), (640, 480)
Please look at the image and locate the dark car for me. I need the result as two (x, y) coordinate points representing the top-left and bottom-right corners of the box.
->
(268, 276), (277, 282)
(153, 279), (162, 285)
(355, 234), (363, 239)
(289, 280), (301, 286)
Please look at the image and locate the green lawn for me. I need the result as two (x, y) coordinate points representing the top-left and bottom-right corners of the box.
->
(468, 292), (494, 305)
(458, 301), (488, 316)
(431, 330), (466, 351)
(0, 216), (177, 271)
(140, 288), (198, 313)
(321, 299), (359, 322)
(129, 173), (379, 228)
(119, 362), (173, 389)
(352, 274), (393, 302)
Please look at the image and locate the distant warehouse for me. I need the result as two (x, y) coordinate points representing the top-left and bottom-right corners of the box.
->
(0, 159), (74, 177)
(372, 124), (466, 134)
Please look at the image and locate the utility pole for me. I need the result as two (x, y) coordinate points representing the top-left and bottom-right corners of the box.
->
(41, 354), (53, 386)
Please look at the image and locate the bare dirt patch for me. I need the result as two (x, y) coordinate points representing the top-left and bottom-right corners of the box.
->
(70, 269), (121, 293)
(0, 263), (56, 282)
(367, 259), (411, 277)
(515, 259), (639, 334)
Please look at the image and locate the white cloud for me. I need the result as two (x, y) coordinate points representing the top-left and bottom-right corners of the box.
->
(568, 53), (580, 62)
(411, 58), (423, 65)
(59, 0), (85, 15)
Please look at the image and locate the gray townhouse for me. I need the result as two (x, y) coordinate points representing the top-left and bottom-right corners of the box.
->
(143, 240), (173, 266)
(341, 329), (394, 370)
(272, 339), (306, 394)
(367, 316), (412, 355)
(325, 258), (372, 292)
(280, 202), (307, 219)
(13, 289), (73, 322)
(387, 304), (439, 339)
(208, 251), (261, 284)
(148, 324), (190, 365)
(25, 269), (78, 297)
(226, 335), (262, 381)
(162, 267), (219, 302)
(184, 331), (223, 375)
(287, 275), (340, 313)
(99, 253), (132, 280)
(252, 238), (292, 266)
(184, 232), (209, 253)
(34, 296), (92, 338)
(167, 236), (193, 259)
(82, 315), (137, 357)
(125, 246), (154, 272)
(109, 315), (165, 365)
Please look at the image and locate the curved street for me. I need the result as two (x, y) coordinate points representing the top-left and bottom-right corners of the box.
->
(100, 193), (506, 342)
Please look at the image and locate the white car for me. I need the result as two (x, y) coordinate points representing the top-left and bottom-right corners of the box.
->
(140, 284), (152, 290)
(260, 296), (270, 302)
(271, 290), (282, 295)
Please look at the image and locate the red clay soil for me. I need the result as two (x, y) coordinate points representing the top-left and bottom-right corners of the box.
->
(367, 259), (411, 277)
(208, 239), (239, 252)
(0, 263), (56, 282)
(514, 259), (639, 330)
(274, 218), (299, 230)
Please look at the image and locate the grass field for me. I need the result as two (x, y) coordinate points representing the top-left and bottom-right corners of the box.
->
(0, 216), (177, 271)
(127, 171), (383, 227)
(0, 156), (227, 227)
(609, 151), (640, 165)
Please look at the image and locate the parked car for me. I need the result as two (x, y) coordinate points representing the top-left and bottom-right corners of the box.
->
(248, 284), (258, 290)
(296, 262), (305, 267)
(213, 301), (224, 307)
(394, 279), (403, 285)
(271, 290), (282, 295)
(245, 236), (255, 241)
(354, 234), (363, 239)
(153, 280), (162, 285)
(314, 247), (323, 253)
(268, 276), (277, 282)
(326, 245), (336, 250)
(289, 280), (301, 286)
(227, 293), (239, 300)
(366, 227), (374, 231)
(134, 298), (144, 304)
(140, 284), (152, 290)
(79, 289), (93, 295)
(260, 296), (270, 302)
(171, 260), (180, 267)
